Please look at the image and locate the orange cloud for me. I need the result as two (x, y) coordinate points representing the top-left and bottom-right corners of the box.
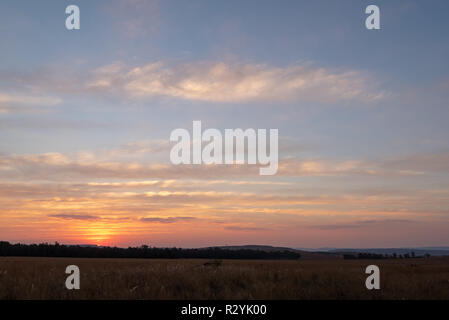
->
(87, 61), (387, 103)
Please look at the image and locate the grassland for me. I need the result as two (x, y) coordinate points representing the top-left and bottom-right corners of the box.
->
(0, 256), (448, 299)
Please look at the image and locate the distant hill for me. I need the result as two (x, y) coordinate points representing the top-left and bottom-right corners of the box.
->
(415, 247), (449, 251)
(211, 245), (342, 260)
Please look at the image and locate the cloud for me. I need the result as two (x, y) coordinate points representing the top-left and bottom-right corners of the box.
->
(87, 181), (161, 187)
(87, 61), (387, 103)
(278, 154), (449, 177)
(48, 214), (99, 221)
(311, 219), (415, 230)
(380, 152), (449, 174)
(224, 226), (268, 231)
(0, 152), (353, 181)
(0, 92), (61, 113)
(2, 60), (388, 104)
(2, 151), (449, 182)
(107, 140), (172, 157)
(140, 216), (197, 223)
(278, 159), (376, 176)
(87, 179), (289, 188)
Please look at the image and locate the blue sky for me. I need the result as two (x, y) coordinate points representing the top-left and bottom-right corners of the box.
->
(1, 0), (448, 154)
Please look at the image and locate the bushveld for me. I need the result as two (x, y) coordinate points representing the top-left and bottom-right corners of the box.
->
(0, 257), (448, 300)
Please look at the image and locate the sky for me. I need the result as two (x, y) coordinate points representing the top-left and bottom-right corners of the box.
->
(0, 0), (449, 248)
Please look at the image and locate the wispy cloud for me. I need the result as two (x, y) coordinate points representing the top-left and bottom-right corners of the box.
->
(0, 92), (61, 113)
(88, 61), (387, 103)
(48, 214), (99, 221)
(2, 151), (449, 181)
(311, 219), (415, 230)
(3, 61), (387, 104)
(140, 216), (197, 223)
(224, 226), (269, 231)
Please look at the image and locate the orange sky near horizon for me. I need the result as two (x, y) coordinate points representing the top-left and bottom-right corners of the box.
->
(1, 160), (448, 248)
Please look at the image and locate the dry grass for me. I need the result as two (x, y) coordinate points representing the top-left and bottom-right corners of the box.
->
(0, 257), (448, 300)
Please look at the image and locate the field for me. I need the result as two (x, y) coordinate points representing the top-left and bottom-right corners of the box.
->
(0, 257), (448, 300)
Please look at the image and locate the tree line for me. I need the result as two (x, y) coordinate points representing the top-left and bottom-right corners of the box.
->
(342, 252), (425, 260)
(0, 241), (301, 260)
